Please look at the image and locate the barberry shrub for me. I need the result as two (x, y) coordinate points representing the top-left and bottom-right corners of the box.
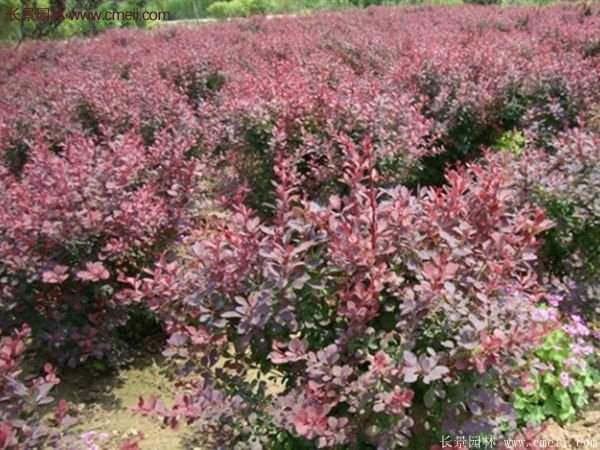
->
(533, 129), (600, 318)
(0, 325), (74, 449)
(496, 127), (600, 318)
(0, 129), (199, 367)
(134, 139), (560, 448)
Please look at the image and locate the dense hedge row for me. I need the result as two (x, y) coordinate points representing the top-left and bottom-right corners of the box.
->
(1, 4), (600, 449)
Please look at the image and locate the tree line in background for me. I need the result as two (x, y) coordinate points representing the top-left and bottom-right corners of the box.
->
(0, 0), (572, 41)
(0, 0), (150, 41)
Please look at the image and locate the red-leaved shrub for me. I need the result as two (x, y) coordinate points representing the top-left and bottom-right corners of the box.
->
(0, 128), (198, 366)
(0, 325), (75, 449)
(133, 141), (560, 447)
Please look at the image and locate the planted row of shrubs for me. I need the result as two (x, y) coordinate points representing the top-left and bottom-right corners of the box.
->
(1, 4), (600, 449)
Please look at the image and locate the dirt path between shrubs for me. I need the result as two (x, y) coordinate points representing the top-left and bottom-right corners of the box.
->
(54, 354), (186, 449)
(56, 355), (599, 450)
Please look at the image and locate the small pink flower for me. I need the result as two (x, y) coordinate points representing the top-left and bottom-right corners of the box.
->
(293, 404), (328, 439)
(371, 351), (392, 374)
(42, 265), (69, 284)
(559, 372), (573, 388)
(531, 307), (558, 322)
(572, 342), (593, 356)
(547, 294), (563, 308)
(185, 325), (211, 346)
(77, 262), (110, 282)
(375, 386), (415, 414)
(564, 357), (580, 369)
(386, 386), (414, 413)
(564, 315), (591, 337)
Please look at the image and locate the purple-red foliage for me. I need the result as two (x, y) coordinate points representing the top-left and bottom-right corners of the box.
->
(133, 140), (559, 447)
(1, 3), (599, 446)
(0, 325), (74, 449)
(492, 125), (600, 317)
(0, 127), (198, 366)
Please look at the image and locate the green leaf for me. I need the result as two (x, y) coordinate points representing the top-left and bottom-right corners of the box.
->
(572, 392), (588, 409)
(424, 387), (437, 409)
(542, 398), (560, 417)
(526, 406), (546, 425)
(543, 372), (558, 386)
(555, 391), (575, 421)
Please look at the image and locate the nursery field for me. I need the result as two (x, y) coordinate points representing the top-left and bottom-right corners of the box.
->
(1, 3), (600, 449)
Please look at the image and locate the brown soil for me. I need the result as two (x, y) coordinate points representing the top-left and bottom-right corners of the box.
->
(540, 392), (600, 449)
(55, 355), (599, 450)
(54, 355), (188, 450)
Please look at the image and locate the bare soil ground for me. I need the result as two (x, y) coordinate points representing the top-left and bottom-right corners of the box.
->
(541, 393), (600, 449)
(55, 355), (187, 450)
(56, 355), (599, 450)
